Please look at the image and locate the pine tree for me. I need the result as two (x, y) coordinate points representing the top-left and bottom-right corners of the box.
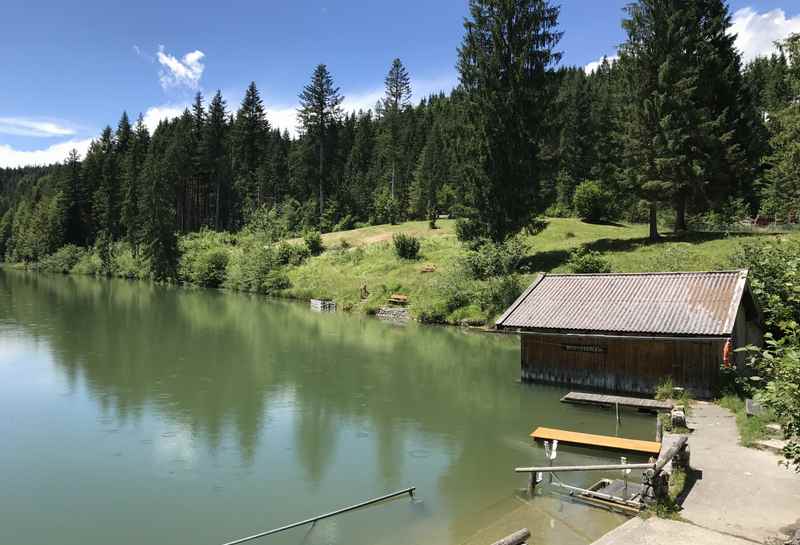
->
(382, 58), (412, 200)
(116, 112), (132, 155)
(457, 0), (562, 241)
(231, 82), (270, 225)
(762, 35), (800, 219)
(140, 127), (178, 280)
(204, 91), (230, 230)
(121, 114), (150, 246)
(92, 126), (119, 240)
(409, 122), (447, 219)
(58, 149), (83, 245)
(298, 64), (344, 223)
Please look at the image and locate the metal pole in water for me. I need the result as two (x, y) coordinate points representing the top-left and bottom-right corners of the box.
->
(219, 487), (416, 545)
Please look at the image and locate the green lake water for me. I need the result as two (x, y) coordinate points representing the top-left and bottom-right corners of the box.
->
(0, 269), (656, 545)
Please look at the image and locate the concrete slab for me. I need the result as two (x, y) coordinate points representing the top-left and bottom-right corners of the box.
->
(753, 438), (788, 455)
(681, 402), (800, 543)
(591, 517), (754, 545)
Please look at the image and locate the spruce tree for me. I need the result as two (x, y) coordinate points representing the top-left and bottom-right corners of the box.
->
(457, 0), (562, 241)
(298, 64), (344, 223)
(121, 114), (150, 247)
(382, 58), (412, 200)
(231, 82), (270, 225)
(58, 149), (83, 245)
(204, 91), (230, 230)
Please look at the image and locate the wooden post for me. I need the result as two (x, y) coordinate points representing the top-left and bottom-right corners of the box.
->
(490, 529), (531, 545)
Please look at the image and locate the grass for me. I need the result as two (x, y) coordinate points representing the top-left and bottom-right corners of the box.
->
(717, 394), (776, 447)
(282, 217), (800, 324)
(25, 216), (800, 326)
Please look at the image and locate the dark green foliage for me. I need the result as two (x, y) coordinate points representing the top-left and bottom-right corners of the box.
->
(731, 238), (800, 331)
(567, 247), (612, 273)
(276, 241), (311, 266)
(392, 232), (420, 259)
(455, 217), (486, 244)
(304, 231), (324, 256)
(463, 236), (528, 280)
(298, 65), (344, 223)
(37, 244), (86, 274)
(573, 180), (613, 222)
(619, 0), (761, 239)
(457, 0), (562, 241)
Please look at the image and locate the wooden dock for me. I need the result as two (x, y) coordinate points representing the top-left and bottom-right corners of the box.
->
(561, 392), (673, 412)
(530, 426), (662, 455)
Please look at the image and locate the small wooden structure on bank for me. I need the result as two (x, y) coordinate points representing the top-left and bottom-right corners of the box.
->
(496, 271), (762, 397)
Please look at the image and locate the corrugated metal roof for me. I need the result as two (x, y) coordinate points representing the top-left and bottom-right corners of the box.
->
(496, 270), (751, 336)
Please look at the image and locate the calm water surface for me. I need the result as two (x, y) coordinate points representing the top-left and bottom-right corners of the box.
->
(0, 270), (655, 545)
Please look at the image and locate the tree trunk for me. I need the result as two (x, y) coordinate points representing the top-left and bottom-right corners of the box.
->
(391, 159), (396, 200)
(649, 202), (661, 242)
(214, 176), (221, 231)
(675, 192), (687, 232)
(319, 137), (325, 224)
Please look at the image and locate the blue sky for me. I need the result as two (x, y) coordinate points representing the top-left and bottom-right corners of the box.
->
(1, 1), (799, 167)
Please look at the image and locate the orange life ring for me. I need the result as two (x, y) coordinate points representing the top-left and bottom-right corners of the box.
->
(723, 339), (733, 368)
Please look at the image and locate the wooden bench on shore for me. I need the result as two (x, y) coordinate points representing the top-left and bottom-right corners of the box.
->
(388, 294), (409, 306)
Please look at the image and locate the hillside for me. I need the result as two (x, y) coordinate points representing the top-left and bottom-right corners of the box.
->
(283, 218), (796, 324)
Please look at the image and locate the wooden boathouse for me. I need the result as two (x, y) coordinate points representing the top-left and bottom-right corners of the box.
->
(495, 270), (762, 398)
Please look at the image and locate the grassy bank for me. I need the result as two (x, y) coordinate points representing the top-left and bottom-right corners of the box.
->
(16, 218), (800, 326)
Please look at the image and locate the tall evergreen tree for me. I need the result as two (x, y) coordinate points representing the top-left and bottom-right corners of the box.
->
(382, 58), (412, 200)
(140, 125), (178, 280)
(298, 64), (344, 223)
(203, 91), (231, 230)
(457, 0), (562, 241)
(121, 114), (150, 246)
(231, 82), (270, 225)
(58, 149), (83, 245)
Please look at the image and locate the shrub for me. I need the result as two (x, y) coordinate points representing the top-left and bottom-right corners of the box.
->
(276, 241), (310, 266)
(260, 270), (291, 293)
(72, 250), (104, 276)
(545, 201), (572, 218)
(304, 231), (324, 256)
(38, 245), (85, 274)
(455, 217), (485, 243)
(567, 248), (611, 273)
(731, 238), (800, 330)
(477, 275), (523, 317)
(393, 233), (420, 260)
(573, 180), (613, 222)
(525, 217), (549, 236)
(112, 243), (148, 279)
(463, 236), (528, 279)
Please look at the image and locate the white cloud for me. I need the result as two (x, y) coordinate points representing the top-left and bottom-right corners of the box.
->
(142, 103), (188, 133)
(731, 7), (800, 64)
(266, 106), (299, 137)
(0, 138), (93, 168)
(584, 55), (618, 74)
(157, 46), (205, 90)
(0, 117), (76, 138)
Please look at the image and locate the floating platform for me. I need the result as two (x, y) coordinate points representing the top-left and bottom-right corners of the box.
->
(530, 426), (661, 455)
(561, 392), (673, 412)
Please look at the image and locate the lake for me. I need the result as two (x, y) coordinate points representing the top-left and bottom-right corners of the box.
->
(0, 269), (655, 545)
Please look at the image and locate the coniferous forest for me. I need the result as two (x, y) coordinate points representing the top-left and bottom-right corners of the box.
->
(1, 0), (800, 281)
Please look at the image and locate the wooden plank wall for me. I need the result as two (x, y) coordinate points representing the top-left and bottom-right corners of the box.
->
(520, 334), (724, 398)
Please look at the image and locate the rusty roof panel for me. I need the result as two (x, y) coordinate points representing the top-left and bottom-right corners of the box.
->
(496, 271), (749, 336)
